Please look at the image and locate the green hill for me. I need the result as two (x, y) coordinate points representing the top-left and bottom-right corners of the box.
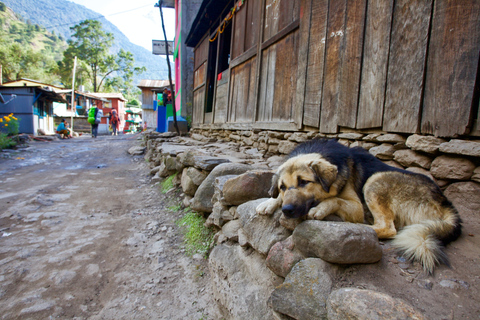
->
(0, 0), (170, 83)
(0, 3), (67, 61)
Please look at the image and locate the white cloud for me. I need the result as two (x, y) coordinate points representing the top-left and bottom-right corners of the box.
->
(68, 0), (175, 52)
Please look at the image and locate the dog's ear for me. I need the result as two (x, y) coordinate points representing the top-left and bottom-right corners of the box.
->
(309, 161), (337, 193)
(269, 173), (279, 198)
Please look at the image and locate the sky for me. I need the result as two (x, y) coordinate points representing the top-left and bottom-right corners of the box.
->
(68, 0), (176, 52)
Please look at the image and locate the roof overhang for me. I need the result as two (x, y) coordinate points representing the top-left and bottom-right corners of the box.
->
(185, 0), (234, 48)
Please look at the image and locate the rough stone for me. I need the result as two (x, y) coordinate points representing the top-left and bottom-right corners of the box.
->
(430, 155), (475, 180)
(237, 199), (291, 255)
(369, 143), (395, 160)
(278, 141), (298, 155)
(221, 220), (242, 241)
(393, 149), (433, 169)
(350, 141), (377, 150)
(337, 132), (364, 140)
(439, 139), (480, 157)
(181, 168), (197, 196)
(209, 244), (282, 320)
(376, 133), (406, 143)
(292, 221), (382, 264)
(472, 167), (480, 183)
(186, 167), (208, 186)
(191, 163), (253, 213)
(406, 134), (446, 154)
(406, 167), (436, 182)
(270, 258), (335, 319)
(222, 171), (274, 206)
(327, 288), (425, 320)
(128, 146), (146, 155)
(444, 182), (480, 220)
(266, 236), (305, 278)
(288, 132), (308, 143)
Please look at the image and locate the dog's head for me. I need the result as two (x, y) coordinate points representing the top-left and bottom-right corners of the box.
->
(272, 154), (339, 218)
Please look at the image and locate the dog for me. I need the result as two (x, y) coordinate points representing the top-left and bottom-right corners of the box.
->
(256, 139), (462, 274)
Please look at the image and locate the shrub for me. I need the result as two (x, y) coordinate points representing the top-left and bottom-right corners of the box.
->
(0, 133), (16, 150)
(0, 114), (20, 136)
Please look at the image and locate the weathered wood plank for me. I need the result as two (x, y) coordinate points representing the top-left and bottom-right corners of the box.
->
(383, 0), (432, 133)
(193, 62), (206, 89)
(422, 1), (480, 137)
(336, 0), (367, 128)
(263, 0), (278, 41)
(193, 87), (205, 125)
(302, 0), (328, 128)
(194, 36), (209, 69)
(245, 0), (260, 51)
(232, 2), (247, 59)
(214, 82), (228, 124)
(357, 0), (394, 129)
(320, 0), (345, 133)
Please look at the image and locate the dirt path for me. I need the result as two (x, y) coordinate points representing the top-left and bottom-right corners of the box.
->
(0, 135), (218, 319)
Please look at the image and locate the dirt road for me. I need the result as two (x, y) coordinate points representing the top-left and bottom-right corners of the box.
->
(0, 134), (217, 319)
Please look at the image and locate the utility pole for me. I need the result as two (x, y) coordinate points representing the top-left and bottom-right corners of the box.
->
(155, 0), (179, 135)
(70, 56), (77, 132)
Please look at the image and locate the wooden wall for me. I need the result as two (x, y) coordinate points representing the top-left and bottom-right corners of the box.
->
(192, 0), (480, 137)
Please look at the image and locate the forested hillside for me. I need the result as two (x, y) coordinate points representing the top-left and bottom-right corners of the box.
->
(0, 0), (169, 82)
(0, 3), (67, 84)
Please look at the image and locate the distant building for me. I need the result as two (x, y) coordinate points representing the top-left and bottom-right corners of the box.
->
(0, 79), (68, 135)
(89, 92), (127, 135)
(137, 79), (174, 130)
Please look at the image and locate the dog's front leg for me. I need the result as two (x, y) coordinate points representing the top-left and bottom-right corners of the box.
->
(307, 197), (364, 223)
(256, 196), (282, 215)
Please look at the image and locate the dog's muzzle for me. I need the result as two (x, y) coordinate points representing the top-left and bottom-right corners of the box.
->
(282, 198), (317, 219)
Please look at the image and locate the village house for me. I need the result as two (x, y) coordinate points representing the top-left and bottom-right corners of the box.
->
(0, 78), (69, 135)
(185, 0), (480, 138)
(137, 79), (175, 131)
(89, 92), (127, 135)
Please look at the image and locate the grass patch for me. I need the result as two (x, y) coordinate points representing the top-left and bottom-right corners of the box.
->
(167, 204), (182, 212)
(160, 173), (177, 193)
(0, 133), (17, 150)
(176, 209), (215, 258)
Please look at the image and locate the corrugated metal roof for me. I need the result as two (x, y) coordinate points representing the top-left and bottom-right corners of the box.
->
(89, 92), (127, 101)
(137, 79), (175, 89)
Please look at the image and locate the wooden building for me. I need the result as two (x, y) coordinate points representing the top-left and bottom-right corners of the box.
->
(186, 0), (480, 138)
(137, 79), (175, 130)
(0, 79), (68, 135)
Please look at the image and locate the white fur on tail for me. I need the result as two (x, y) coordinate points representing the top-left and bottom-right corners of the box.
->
(392, 218), (457, 274)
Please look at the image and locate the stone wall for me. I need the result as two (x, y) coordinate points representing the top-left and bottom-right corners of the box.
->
(140, 129), (480, 319)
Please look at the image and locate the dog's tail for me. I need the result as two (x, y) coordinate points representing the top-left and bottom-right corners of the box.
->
(392, 208), (462, 274)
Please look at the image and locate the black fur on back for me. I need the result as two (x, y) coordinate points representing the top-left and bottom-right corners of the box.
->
(289, 139), (404, 200)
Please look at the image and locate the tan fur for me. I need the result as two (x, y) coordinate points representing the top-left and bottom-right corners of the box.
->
(256, 153), (460, 274)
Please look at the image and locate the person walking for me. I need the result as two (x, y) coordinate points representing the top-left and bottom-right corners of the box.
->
(88, 105), (103, 138)
(109, 109), (120, 136)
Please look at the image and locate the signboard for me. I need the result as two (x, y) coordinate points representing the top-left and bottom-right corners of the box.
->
(152, 40), (174, 55)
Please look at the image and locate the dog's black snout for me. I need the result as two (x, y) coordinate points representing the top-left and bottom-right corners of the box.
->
(282, 204), (296, 217)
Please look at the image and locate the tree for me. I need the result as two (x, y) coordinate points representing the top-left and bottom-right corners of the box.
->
(59, 19), (145, 92)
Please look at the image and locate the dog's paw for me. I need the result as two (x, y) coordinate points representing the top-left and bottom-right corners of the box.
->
(307, 206), (328, 220)
(256, 198), (280, 215)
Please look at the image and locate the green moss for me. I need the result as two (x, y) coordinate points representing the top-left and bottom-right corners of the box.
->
(176, 210), (215, 258)
(160, 173), (177, 193)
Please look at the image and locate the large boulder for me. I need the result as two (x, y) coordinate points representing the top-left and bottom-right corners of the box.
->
(237, 199), (291, 255)
(209, 244), (283, 320)
(222, 170), (274, 206)
(266, 236), (305, 278)
(270, 258), (337, 319)
(292, 221), (382, 264)
(327, 288), (425, 320)
(191, 163), (253, 213)
(430, 155), (475, 180)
